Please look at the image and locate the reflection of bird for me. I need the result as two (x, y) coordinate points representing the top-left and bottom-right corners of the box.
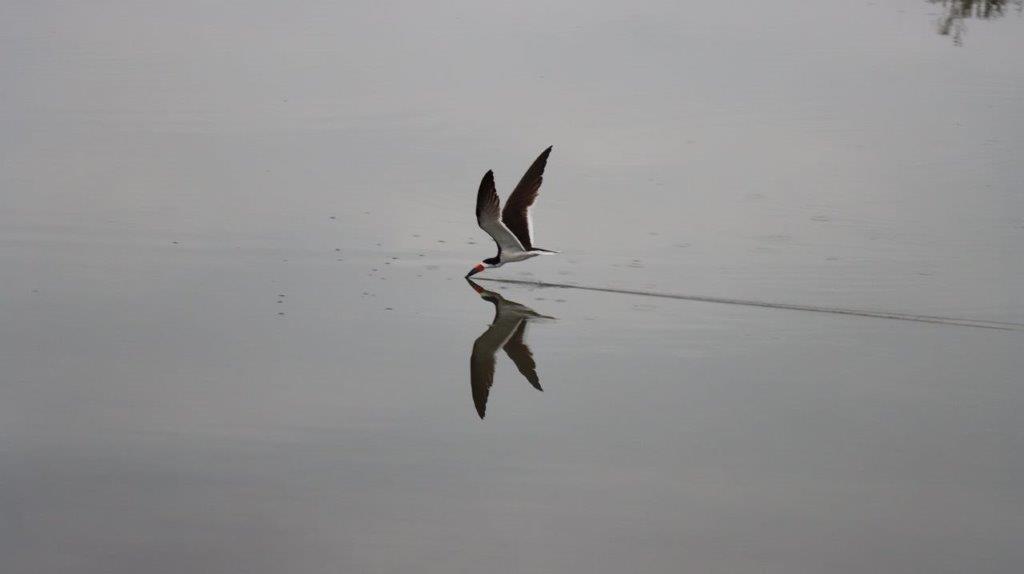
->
(465, 146), (559, 278)
(467, 279), (554, 419)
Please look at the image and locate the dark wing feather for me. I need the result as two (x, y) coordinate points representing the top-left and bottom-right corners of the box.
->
(469, 341), (495, 419)
(469, 298), (513, 420)
(476, 170), (525, 255)
(503, 320), (541, 391)
(476, 170), (500, 221)
(501, 146), (552, 250)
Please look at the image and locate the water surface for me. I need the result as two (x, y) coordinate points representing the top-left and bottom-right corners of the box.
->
(2, 1), (1022, 573)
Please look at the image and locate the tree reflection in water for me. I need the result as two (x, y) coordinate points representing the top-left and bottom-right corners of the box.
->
(929, 0), (1022, 45)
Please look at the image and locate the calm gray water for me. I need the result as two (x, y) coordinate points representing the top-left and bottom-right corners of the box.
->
(2, 1), (1022, 572)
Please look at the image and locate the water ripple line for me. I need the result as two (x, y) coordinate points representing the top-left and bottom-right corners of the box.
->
(478, 278), (1023, 332)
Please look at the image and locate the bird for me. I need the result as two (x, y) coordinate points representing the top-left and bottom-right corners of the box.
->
(465, 146), (559, 278)
(467, 278), (554, 419)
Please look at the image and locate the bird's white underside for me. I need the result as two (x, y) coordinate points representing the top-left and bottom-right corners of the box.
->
(500, 250), (549, 263)
(479, 212), (525, 254)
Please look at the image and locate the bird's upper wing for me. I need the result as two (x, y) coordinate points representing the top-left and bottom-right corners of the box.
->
(501, 146), (552, 250)
(503, 320), (542, 391)
(477, 170), (525, 255)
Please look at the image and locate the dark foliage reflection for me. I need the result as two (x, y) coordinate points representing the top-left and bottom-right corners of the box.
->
(929, 0), (1022, 44)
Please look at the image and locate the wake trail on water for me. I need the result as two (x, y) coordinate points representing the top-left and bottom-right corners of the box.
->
(478, 278), (1023, 332)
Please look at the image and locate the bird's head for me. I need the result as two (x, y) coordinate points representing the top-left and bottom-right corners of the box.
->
(465, 257), (501, 278)
(465, 263), (486, 278)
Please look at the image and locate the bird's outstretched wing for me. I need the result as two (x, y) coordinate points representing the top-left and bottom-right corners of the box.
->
(501, 146), (552, 250)
(476, 170), (526, 256)
(503, 320), (542, 391)
(469, 337), (496, 419)
(469, 311), (521, 419)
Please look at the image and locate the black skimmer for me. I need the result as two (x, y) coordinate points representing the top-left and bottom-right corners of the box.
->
(465, 146), (559, 278)
(467, 279), (554, 419)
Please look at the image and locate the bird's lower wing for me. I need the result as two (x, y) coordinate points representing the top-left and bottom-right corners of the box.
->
(480, 217), (526, 255)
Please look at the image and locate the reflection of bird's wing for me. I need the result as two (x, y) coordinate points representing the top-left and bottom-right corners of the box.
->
(499, 300), (555, 321)
(470, 314), (523, 419)
(502, 146), (551, 250)
(503, 320), (541, 391)
(477, 170), (526, 256)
